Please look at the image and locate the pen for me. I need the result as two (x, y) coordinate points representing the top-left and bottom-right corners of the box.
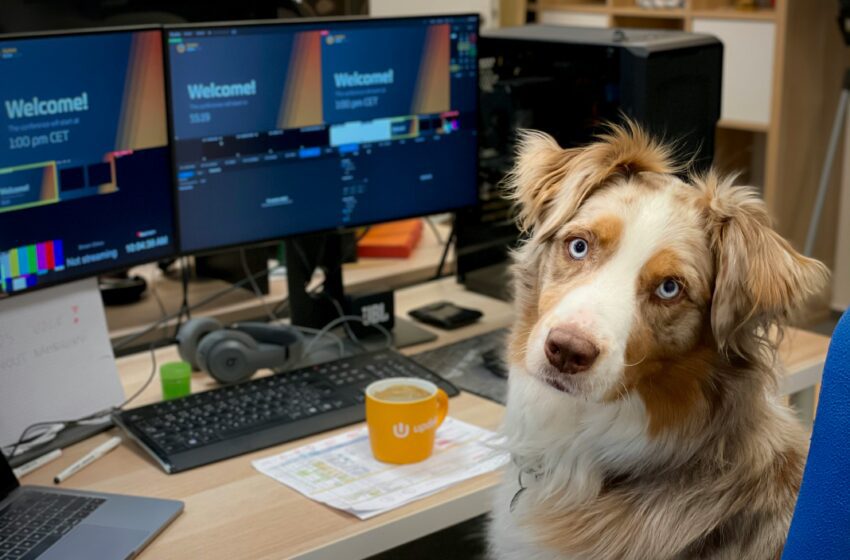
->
(13, 449), (63, 478)
(53, 436), (122, 484)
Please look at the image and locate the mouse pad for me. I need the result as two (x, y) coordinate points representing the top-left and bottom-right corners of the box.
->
(410, 328), (509, 404)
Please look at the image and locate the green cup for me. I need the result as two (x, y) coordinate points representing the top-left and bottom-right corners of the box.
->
(160, 361), (192, 401)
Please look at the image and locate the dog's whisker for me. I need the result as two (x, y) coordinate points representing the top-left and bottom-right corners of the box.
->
(621, 354), (648, 368)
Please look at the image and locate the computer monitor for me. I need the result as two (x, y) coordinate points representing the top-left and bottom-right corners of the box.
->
(165, 14), (479, 255)
(0, 27), (177, 298)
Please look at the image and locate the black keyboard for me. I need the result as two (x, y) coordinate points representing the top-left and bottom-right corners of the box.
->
(0, 491), (104, 560)
(411, 328), (509, 404)
(115, 348), (458, 473)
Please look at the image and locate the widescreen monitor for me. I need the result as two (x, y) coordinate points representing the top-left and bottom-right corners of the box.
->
(0, 27), (177, 297)
(166, 15), (479, 253)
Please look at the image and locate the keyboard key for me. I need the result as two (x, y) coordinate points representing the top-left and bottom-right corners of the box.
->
(0, 492), (102, 558)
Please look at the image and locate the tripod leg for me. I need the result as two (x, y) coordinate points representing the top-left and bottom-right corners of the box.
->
(804, 78), (850, 257)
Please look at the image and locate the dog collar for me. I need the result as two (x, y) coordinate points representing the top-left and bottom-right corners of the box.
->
(509, 456), (544, 513)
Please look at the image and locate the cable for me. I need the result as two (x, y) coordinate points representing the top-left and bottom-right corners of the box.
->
(321, 291), (361, 348)
(355, 226), (371, 242)
(424, 216), (446, 245)
(293, 325), (345, 359)
(147, 268), (168, 321)
(112, 264), (284, 352)
(116, 341), (159, 411)
(236, 252), (344, 360)
(173, 257), (192, 338)
(2, 341), (159, 460)
(303, 314), (393, 358)
(433, 220), (456, 280)
(272, 296), (290, 317)
(240, 247), (278, 323)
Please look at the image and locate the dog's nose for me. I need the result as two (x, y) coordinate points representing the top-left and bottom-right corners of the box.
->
(544, 328), (599, 374)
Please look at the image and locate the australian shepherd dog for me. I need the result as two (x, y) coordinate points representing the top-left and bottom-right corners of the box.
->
(488, 122), (829, 560)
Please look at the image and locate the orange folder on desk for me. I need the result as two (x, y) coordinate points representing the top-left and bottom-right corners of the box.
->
(357, 219), (423, 259)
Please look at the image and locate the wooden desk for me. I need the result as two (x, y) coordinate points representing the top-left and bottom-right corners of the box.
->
(107, 220), (453, 348)
(21, 279), (830, 559)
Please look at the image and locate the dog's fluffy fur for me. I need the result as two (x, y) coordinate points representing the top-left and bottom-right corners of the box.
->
(488, 122), (829, 560)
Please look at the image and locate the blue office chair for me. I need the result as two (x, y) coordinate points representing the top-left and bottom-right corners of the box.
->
(783, 309), (850, 559)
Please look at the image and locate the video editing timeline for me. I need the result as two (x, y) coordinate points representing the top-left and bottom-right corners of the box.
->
(0, 29), (176, 296)
(168, 15), (479, 253)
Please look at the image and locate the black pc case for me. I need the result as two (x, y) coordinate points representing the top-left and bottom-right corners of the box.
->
(459, 25), (722, 299)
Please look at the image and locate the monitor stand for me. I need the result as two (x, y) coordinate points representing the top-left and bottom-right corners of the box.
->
(284, 232), (436, 349)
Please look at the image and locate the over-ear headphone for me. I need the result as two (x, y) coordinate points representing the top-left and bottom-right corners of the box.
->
(176, 317), (304, 384)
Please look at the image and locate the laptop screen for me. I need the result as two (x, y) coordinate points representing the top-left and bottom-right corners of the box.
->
(1, 453), (20, 499)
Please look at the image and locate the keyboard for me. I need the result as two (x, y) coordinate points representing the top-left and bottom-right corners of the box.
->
(411, 328), (509, 404)
(115, 348), (458, 473)
(0, 492), (104, 560)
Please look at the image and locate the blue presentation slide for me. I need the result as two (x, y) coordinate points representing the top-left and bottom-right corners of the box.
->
(0, 30), (175, 296)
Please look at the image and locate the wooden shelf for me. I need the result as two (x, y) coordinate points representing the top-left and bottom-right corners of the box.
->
(611, 6), (686, 19)
(530, 3), (775, 21)
(534, 2), (608, 14)
(691, 7), (776, 21)
(717, 118), (770, 133)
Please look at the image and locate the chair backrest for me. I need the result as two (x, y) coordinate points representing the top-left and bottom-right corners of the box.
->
(783, 309), (850, 559)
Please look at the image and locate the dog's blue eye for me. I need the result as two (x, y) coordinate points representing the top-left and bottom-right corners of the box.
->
(655, 278), (682, 300)
(567, 238), (589, 260)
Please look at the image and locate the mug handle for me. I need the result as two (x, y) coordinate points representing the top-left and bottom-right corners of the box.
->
(435, 388), (449, 428)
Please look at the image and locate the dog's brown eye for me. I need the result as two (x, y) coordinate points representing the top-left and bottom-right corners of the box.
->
(567, 238), (589, 260)
(655, 278), (682, 301)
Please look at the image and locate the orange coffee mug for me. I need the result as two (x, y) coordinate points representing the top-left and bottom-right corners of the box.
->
(365, 377), (449, 464)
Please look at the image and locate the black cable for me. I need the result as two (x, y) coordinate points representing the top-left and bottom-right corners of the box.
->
(272, 295), (291, 317)
(321, 290), (362, 349)
(424, 216), (446, 245)
(116, 341), (159, 411)
(241, 247), (278, 323)
(113, 265), (282, 352)
(4, 342), (158, 460)
(433, 220), (456, 280)
(355, 226), (371, 242)
(172, 257), (192, 338)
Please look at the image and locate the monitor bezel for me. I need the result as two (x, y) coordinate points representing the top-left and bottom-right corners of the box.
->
(0, 24), (179, 300)
(163, 13), (481, 257)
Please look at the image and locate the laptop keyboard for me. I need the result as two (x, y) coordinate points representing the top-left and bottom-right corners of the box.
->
(0, 492), (104, 560)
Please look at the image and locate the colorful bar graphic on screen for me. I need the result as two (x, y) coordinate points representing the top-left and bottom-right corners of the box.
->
(0, 239), (65, 293)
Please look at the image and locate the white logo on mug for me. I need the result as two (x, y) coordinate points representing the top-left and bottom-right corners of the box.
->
(392, 422), (410, 439)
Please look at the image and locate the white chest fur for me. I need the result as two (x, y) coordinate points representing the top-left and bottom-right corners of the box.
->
(488, 371), (658, 560)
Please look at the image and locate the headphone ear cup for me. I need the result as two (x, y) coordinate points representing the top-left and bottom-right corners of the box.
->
(282, 332), (304, 370)
(177, 317), (223, 370)
(197, 330), (259, 384)
(231, 323), (305, 371)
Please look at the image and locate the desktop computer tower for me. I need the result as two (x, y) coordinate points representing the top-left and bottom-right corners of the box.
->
(459, 25), (722, 300)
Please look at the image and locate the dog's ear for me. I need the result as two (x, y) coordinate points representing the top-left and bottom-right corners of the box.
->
(506, 121), (677, 238)
(505, 130), (573, 234)
(700, 173), (829, 357)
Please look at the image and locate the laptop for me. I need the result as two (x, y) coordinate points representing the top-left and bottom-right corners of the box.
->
(0, 452), (182, 559)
